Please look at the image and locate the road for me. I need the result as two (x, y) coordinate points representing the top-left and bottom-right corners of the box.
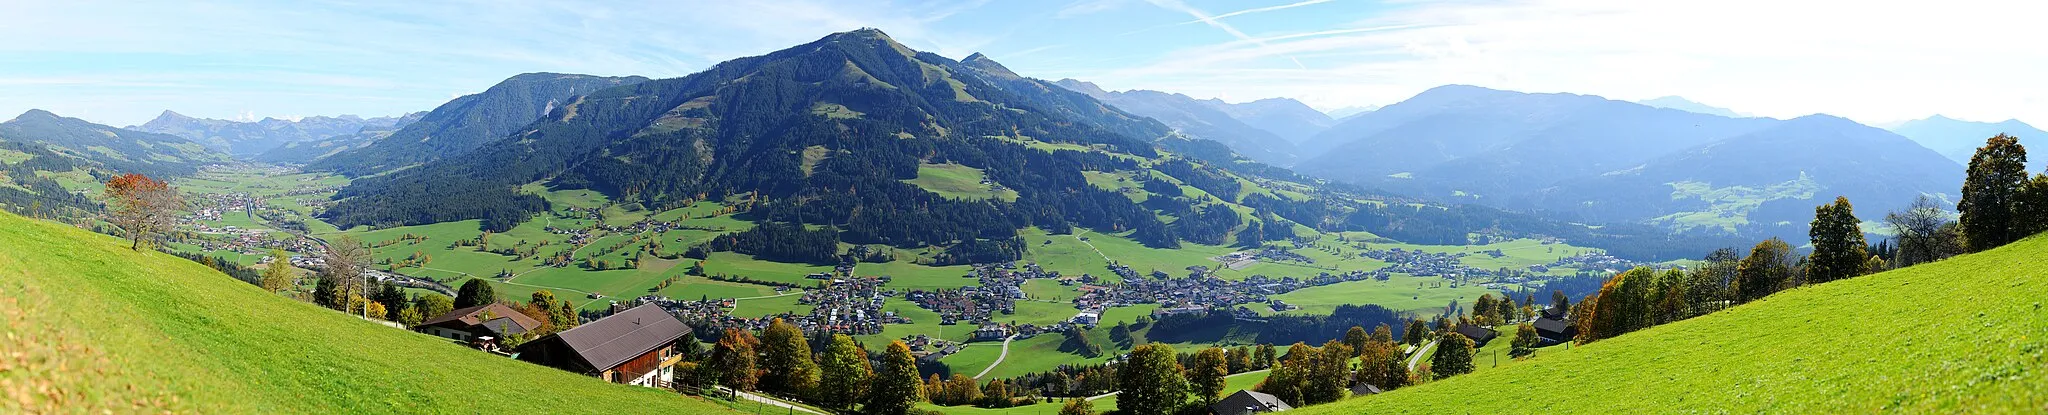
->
(1407, 340), (1438, 371)
(718, 387), (823, 414)
(972, 334), (1018, 379)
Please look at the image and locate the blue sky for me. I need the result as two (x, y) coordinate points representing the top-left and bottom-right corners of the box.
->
(3, 0), (2043, 127)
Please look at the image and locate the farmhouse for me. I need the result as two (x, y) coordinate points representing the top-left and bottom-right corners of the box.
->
(1534, 305), (1576, 342)
(1211, 389), (1293, 414)
(514, 304), (693, 388)
(1456, 323), (1498, 346)
(1071, 311), (1100, 326)
(416, 303), (541, 345)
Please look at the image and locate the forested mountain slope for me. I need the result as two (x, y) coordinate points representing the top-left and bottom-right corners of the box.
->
(0, 211), (735, 413)
(307, 73), (650, 176)
(1300, 233), (2048, 413)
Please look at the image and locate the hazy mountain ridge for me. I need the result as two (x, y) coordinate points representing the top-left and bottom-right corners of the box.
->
(252, 111), (427, 164)
(1052, 79), (1300, 165)
(1636, 96), (1747, 118)
(1890, 115), (2048, 172)
(130, 110), (412, 158)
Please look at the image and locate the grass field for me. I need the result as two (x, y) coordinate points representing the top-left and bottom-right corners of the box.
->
(0, 211), (734, 413)
(903, 163), (1017, 202)
(729, 292), (811, 318)
(1269, 274), (1493, 315)
(1299, 235), (2048, 413)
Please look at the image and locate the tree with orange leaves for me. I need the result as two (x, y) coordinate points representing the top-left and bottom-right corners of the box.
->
(102, 173), (184, 250)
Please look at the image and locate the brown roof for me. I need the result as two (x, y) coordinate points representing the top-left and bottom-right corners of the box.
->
(540, 303), (692, 371)
(420, 303), (542, 333)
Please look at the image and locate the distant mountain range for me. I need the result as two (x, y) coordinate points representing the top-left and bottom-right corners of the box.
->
(253, 111), (426, 164)
(1325, 105), (1379, 120)
(1296, 85), (1962, 239)
(1, 109), (225, 177)
(129, 111), (412, 158)
(1053, 79), (1302, 165)
(1199, 97), (1336, 144)
(1889, 115), (2048, 173)
(305, 73), (651, 177)
(1636, 96), (1748, 118)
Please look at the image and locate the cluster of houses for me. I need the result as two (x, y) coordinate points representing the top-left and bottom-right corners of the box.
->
(789, 276), (903, 334)
(1527, 252), (1642, 275)
(1360, 247), (1492, 278)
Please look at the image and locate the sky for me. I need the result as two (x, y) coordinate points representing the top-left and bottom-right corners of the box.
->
(2, 0), (2044, 128)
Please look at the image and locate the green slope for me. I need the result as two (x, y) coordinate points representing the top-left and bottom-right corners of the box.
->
(0, 212), (733, 414)
(1300, 236), (2048, 413)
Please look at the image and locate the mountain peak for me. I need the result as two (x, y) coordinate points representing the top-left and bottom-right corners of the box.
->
(961, 52), (1021, 80)
(11, 109), (60, 122)
(1052, 78), (1110, 98)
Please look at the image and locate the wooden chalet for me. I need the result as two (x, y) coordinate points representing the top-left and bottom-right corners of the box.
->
(514, 304), (693, 388)
(416, 303), (542, 346)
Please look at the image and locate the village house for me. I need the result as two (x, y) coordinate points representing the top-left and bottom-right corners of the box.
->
(1534, 304), (1576, 343)
(1211, 389), (1293, 414)
(416, 303), (542, 347)
(1456, 323), (1498, 347)
(514, 304), (693, 388)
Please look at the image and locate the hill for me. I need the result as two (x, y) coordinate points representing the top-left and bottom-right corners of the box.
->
(1525, 114), (1964, 236)
(1199, 97), (1336, 144)
(306, 73), (650, 177)
(1054, 78), (1301, 165)
(1324, 105), (1378, 120)
(0, 109), (226, 178)
(1635, 95), (1746, 118)
(253, 111), (426, 164)
(130, 110), (412, 158)
(1300, 234), (2048, 413)
(1891, 115), (2048, 172)
(0, 211), (735, 413)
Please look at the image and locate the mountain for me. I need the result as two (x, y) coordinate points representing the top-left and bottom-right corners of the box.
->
(252, 111), (426, 164)
(1523, 114), (1964, 237)
(0, 211), (735, 413)
(129, 111), (411, 158)
(1300, 233), (2048, 413)
(1324, 105), (1379, 120)
(0, 109), (226, 177)
(1296, 85), (1778, 199)
(317, 29), (1717, 262)
(1890, 115), (2048, 172)
(1199, 97), (1336, 143)
(1635, 96), (1746, 118)
(1053, 79), (1300, 165)
(306, 73), (651, 177)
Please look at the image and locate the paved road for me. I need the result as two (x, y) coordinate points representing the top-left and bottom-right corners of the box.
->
(1407, 340), (1438, 371)
(972, 335), (1018, 379)
(718, 387), (823, 415)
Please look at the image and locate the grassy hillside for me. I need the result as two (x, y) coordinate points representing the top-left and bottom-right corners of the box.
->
(1300, 236), (2048, 413)
(0, 212), (733, 413)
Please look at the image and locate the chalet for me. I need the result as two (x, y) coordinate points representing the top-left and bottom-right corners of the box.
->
(416, 303), (542, 345)
(1211, 390), (1292, 414)
(1534, 305), (1575, 342)
(1455, 323), (1497, 346)
(514, 304), (693, 388)
(1350, 382), (1383, 396)
(972, 323), (1011, 341)
(1071, 311), (1100, 326)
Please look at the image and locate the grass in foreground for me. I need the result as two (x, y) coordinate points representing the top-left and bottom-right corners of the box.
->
(0, 212), (733, 414)
(1299, 235), (2048, 414)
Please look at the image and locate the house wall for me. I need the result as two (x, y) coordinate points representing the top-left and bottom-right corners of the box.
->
(605, 345), (674, 387)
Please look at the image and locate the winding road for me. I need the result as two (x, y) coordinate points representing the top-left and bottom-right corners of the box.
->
(971, 334), (1019, 379)
(1407, 340), (1438, 371)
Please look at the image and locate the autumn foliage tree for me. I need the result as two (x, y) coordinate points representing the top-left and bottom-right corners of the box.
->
(102, 173), (184, 250)
(708, 328), (760, 391)
(1188, 347), (1229, 406)
(816, 334), (871, 412)
(758, 318), (820, 397)
(867, 340), (924, 414)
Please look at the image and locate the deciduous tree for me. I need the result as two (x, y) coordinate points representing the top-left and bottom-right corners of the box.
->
(454, 277), (498, 308)
(1959, 134), (2029, 251)
(1115, 343), (1188, 415)
(709, 328), (759, 391)
(816, 334), (871, 411)
(1188, 347), (1229, 406)
(317, 235), (371, 314)
(867, 340), (923, 414)
(1736, 238), (1797, 303)
(1886, 195), (1961, 267)
(1058, 398), (1095, 415)
(1430, 331), (1475, 379)
(759, 318), (820, 397)
(1807, 196), (1869, 284)
(1510, 323), (1539, 358)
(260, 249), (296, 293)
(102, 173), (183, 250)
